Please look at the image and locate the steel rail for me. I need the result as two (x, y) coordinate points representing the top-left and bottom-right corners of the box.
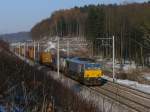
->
(89, 86), (149, 112)
(106, 80), (150, 99)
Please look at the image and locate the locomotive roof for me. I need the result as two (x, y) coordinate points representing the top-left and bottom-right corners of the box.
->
(66, 57), (96, 64)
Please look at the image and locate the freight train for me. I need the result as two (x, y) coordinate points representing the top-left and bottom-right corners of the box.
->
(13, 44), (103, 85)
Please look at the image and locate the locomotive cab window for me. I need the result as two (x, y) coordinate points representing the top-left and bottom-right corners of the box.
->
(85, 63), (101, 70)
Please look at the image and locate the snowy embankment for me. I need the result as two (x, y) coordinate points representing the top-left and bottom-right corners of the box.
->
(103, 75), (150, 94)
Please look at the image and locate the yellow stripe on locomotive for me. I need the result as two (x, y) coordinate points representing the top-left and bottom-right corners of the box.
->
(84, 69), (103, 78)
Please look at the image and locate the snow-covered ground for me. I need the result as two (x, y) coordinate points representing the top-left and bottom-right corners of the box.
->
(102, 60), (137, 73)
(142, 72), (150, 81)
(103, 75), (150, 94)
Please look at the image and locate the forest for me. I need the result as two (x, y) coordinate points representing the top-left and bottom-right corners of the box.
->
(31, 2), (150, 66)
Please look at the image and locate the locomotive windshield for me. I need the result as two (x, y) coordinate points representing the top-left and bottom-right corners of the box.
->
(85, 63), (101, 69)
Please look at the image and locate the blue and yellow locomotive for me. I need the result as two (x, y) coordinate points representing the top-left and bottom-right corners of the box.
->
(65, 57), (103, 85)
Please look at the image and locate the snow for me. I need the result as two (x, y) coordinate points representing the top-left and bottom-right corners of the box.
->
(60, 48), (67, 52)
(47, 41), (56, 48)
(103, 60), (137, 73)
(145, 76), (150, 80)
(121, 64), (136, 72)
(102, 75), (150, 94)
(114, 63), (137, 72)
(37, 66), (45, 70)
(142, 73), (150, 81)
(44, 41), (56, 52)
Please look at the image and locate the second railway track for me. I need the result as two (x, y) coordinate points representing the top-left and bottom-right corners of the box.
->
(90, 79), (150, 112)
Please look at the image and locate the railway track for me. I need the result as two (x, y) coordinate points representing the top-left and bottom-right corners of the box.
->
(50, 68), (150, 112)
(38, 64), (150, 112)
(90, 80), (150, 112)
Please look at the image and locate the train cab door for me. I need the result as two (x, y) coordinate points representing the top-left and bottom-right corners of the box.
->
(78, 64), (84, 78)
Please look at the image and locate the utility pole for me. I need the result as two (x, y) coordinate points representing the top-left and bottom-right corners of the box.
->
(91, 41), (94, 57)
(34, 41), (36, 61)
(24, 42), (26, 59)
(37, 42), (40, 62)
(112, 35), (115, 82)
(26, 42), (28, 57)
(67, 40), (69, 57)
(57, 36), (60, 77)
(19, 42), (21, 56)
